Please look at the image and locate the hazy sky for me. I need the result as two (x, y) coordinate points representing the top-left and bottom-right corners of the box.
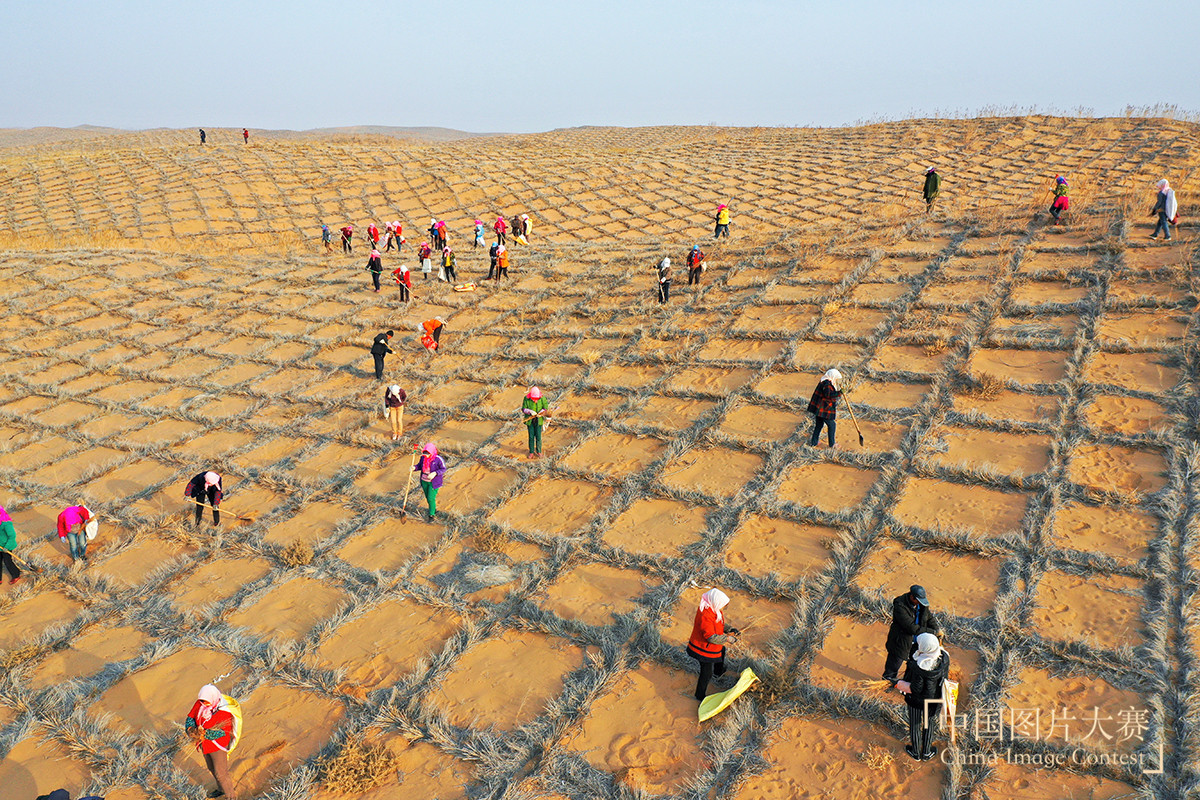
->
(3, 0), (1196, 132)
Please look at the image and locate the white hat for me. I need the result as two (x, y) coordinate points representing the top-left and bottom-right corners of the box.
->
(389, 384), (401, 395)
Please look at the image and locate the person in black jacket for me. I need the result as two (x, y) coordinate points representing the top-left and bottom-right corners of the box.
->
(366, 249), (383, 292)
(370, 330), (394, 380)
(897, 632), (950, 760)
(922, 167), (940, 213)
(184, 471), (223, 526)
(883, 584), (941, 683)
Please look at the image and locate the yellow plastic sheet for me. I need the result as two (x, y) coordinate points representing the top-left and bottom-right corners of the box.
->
(698, 668), (758, 722)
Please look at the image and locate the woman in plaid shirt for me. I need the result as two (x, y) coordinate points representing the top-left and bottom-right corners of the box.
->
(807, 368), (843, 447)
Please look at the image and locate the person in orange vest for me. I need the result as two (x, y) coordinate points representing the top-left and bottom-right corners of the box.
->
(496, 244), (510, 279)
(421, 318), (445, 353)
(685, 588), (741, 701)
(185, 683), (239, 799)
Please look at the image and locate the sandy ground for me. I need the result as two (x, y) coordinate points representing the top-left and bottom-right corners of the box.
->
(0, 120), (1194, 799)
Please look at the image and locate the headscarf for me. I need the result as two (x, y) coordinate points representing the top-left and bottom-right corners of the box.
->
(699, 588), (730, 621)
(527, 386), (541, 400)
(474, 219), (482, 225)
(1157, 179), (1170, 192)
(443, 246), (450, 254)
(196, 683), (225, 726)
(422, 442), (438, 456)
(660, 257), (670, 268)
(497, 244), (506, 254)
(392, 220), (400, 229)
(0, 505), (10, 523)
(203, 471), (220, 488)
(717, 204), (727, 210)
(521, 214), (529, 220)
(370, 249), (381, 258)
(1055, 175), (1067, 185)
(388, 384), (401, 397)
(925, 167), (936, 174)
(822, 368), (843, 391)
(914, 632), (947, 671)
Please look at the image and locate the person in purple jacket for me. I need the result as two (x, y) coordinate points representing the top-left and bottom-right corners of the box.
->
(413, 442), (446, 520)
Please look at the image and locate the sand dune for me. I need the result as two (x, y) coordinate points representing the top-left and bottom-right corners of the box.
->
(0, 120), (1192, 799)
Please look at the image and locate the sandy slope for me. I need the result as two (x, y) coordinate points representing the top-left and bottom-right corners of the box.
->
(0, 120), (1193, 799)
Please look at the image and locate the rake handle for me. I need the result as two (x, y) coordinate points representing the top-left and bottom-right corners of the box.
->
(0, 546), (39, 572)
(842, 394), (865, 447)
(399, 448), (420, 516)
(185, 497), (252, 520)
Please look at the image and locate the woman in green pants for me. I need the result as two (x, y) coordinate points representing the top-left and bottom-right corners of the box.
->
(413, 443), (447, 520)
(522, 386), (548, 458)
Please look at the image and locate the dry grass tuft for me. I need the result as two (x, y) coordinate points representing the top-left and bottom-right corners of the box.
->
(955, 371), (1004, 400)
(1, 643), (44, 671)
(279, 540), (315, 567)
(749, 666), (791, 706)
(859, 743), (895, 771)
(922, 337), (950, 356)
(577, 349), (603, 365)
(473, 526), (512, 554)
(321, 737), (399, 793)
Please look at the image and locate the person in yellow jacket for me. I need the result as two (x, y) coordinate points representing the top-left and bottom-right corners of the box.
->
(714, 204), (731, 239)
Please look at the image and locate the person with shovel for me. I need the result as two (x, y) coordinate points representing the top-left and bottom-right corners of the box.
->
(922, 167), (941, 213)
(883, 584), (942, 685)
(366, 248), (384, 292)
(185, 683), (241, 799)
(340, 224), (354, 254)
(0, 505), (21, 584)
(185, 471), (223, 527)
(896, 632), (951, 761)
(56, 505), (95, 563)
(413, 443), (447, 520)
(371, 330), (395, 379)
(522, 386), (548, 458)
(392, 264), (412, 302)
(807, 368), (843, 448)
(494, 215), (508, 245)
(321, 224), (333, 253)
(385, 384), (407, 440)
(686, 588), (741, 701)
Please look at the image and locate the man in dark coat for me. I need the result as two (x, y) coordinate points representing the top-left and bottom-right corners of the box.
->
(922, 167), (940, 213)
(883, 584), (941, 684)
(370, 330), (394, 380)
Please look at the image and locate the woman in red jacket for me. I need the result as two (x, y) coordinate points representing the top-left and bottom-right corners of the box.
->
(185, 683), (239, 799)
(685, 588), (740, 701)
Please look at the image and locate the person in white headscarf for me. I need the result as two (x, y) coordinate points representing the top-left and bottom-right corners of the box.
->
(185, 683), (239, 798)
(657, 256), (672, 304)
(896, 632), (950, 761)
(1150, 178), (1178, 241)
(184, 471), (223, 526)
(806, 369), (843, 448)
(685, 588), (741, 701)
(384, 384), (407, 440)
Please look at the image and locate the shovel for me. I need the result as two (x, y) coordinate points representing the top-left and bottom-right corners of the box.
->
(399, 446), (420, 523)
(185, 498), (257, 523)
(843, 395), (865, 447)
(1, 547), (42, 574)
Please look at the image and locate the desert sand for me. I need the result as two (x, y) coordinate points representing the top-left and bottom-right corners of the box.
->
(0, 117), (1194, 799)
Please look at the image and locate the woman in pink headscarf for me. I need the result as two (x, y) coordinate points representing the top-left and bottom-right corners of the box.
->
(185, 683), (239, 799)
(685, 588), (740, 700)
(56, 505), (94, 562)
(522, 386), (549, 458)
(184, 471), (223, 527)
(412, 443), (447, 520)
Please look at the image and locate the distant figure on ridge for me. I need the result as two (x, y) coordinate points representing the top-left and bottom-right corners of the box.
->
(199, 128), (206, 145)
(1150, 178), (1178, 241)
(714, 203), (731, 238)
(242, 128), (249, 144)
(922, 167), (940, 213)
(1049, 175), (1070, 225)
